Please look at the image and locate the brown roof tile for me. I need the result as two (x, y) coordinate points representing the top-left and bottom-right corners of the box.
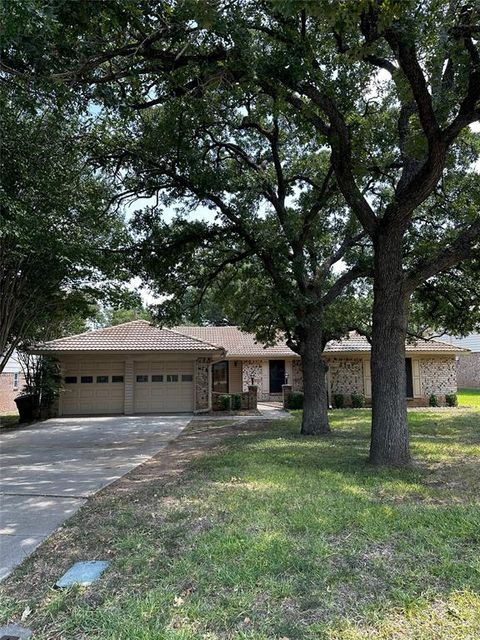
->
(36, 322), (468, 356)
(325, 331), (468, 353)
(173, 326), (297, 357)
(36, 320), (221, 353)
(174, 326), (467, 356)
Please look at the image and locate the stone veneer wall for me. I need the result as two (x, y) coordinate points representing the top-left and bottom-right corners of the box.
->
(327, 357), (364, 395)
(195, 358), (211, 411)
(457, 353), (480, 389)
(242, 360), (263, 393)
(420, 357), (457, 396)
(292, 359), (303, 392)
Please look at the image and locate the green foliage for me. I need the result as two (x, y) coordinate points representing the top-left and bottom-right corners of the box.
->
(288, 391), (304, 410)
(333, 393), (345, 409)
(429, 393), (439, 407)
(231, 394), (242, 410)
(351, 392), (365, 408)
(95, 305), (152, 328)
(0, 86), (129, 368)
(445, 393), (458, 407)
(17, 352), (62, 418)
(218, 394), (231, 411)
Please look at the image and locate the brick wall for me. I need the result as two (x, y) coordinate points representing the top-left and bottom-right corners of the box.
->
(327, 357), (364, 395)
(242, 360), (264, 394)
(419, 357), (457, 396)
(457, 353), (480, 389)
(0, 372), (25, 414)
(292, 359), (303, 392)
(195, 358), (211, 411)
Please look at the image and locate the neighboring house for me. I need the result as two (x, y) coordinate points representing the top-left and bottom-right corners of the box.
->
(442, 333), (480, 389)
(33, 320), (467, 416)
(0, 351), (25, 414)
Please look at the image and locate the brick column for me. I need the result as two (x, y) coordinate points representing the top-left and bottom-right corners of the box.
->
(247, 385), (257, 410)
(282, 384), (292, 409)
(194, 358), (211, 413)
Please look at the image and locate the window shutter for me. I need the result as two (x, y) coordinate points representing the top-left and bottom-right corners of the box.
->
(412, 358), (421, 397)
(363, 359), (372, 397)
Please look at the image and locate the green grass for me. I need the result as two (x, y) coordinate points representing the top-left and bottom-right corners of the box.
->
(0, 413), (19, 428)
(1, 408), (479, 639)
(458, 388), (480, 408)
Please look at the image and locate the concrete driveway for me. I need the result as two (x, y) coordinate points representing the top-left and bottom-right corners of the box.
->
(0, 415), (190, 580)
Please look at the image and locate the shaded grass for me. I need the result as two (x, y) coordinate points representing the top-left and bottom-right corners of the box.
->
(1, 409), (479, 639)
(0, 413), (19, 428)
(458, 388), (480, 408)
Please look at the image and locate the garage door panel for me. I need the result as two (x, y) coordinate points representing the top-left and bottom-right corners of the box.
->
(62, 360), (125, 415)
(134, 361), (193, 413)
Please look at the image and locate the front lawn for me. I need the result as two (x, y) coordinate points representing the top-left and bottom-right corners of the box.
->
(458, 388), (480, 408)
(1, 408), (479, 639)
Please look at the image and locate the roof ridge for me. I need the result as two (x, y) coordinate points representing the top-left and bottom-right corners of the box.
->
(174, 324), (239, 329)
(421, 336), (470, 351)
(40, 319), (152, 345)
(167, 326), (223, 351)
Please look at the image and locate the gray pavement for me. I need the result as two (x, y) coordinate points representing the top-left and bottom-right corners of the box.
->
(0, 415), (190, 580)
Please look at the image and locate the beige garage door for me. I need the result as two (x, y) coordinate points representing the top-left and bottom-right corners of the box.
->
(61, 359), (125, 415)
(134, 361), (194, 413)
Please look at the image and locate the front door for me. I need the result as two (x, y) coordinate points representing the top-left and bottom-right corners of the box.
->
(269, 360), (285, 394)
(405, 358), (413, 398)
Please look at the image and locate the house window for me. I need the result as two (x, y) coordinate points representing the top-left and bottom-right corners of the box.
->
(136, 375), (148, 383)
(181, 374), (193, 382)
(96, 375), (109, 384)
(166, 374), (179, 382)
(112, 375), (124, 383)
(405, 358), (413, 398)
(65, 376), (77, 384)
(81, 376), (93, 384)
(212, 361), (229, 393)
(152, 374), (163, 382)
(13, 372), (19, 388)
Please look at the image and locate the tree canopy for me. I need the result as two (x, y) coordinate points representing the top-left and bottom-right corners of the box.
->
(2, 0), (479, 464)
(0, 87), (129, 370)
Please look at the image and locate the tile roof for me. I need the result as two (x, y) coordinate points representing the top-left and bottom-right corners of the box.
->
(36, 320), (221, 353)
(35, 322), (468, 356)
(174, 326), (468, 356)
(173, 326), (297, 357)
(324, 332), (469, 353)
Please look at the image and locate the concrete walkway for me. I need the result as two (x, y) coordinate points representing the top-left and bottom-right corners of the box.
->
(0, 415), (190, 580)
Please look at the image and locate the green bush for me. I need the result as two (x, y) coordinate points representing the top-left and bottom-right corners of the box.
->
(218, 394), (231, 411)
(445, 393), (458, 407)
(288, 391), (304, 410)
(333, 393), (344, 409)
(351, 393), (365, 408)
(429, 393), (439, 407)
(232, 394), (242, 410)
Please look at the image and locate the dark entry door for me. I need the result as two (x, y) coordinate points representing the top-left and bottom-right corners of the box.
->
(405, 358), (413, 398)
(269, 360), (285, 393)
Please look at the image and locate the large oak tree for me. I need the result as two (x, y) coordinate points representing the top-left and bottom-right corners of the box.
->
(3, 0), (479, 463)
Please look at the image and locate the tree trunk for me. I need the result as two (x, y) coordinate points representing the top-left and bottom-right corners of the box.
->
(369, 228), (410, 466)
(301, 326), (330, 435)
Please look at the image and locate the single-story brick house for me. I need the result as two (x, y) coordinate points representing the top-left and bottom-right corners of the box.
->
(0, 352), (25, 414)
(34, 321), (467, 416)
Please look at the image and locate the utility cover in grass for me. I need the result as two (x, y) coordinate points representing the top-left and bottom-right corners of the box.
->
(55, 560), (110, 588)
(0, 623), (33, 639)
